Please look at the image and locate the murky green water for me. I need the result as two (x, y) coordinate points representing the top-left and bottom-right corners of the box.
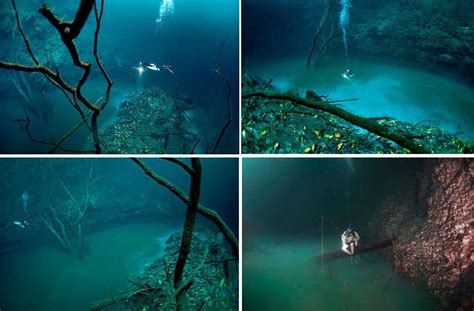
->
(0, 77), (135, 153)
(243, 237), (435, 311)
(0, 222), (176, 311)
(249, 57), (474, 140)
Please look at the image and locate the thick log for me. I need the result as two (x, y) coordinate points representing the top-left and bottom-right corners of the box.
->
(315, 239), (394, 262)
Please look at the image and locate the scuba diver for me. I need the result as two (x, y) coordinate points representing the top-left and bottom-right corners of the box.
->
(341, 226), (360, 255)
(135, 61), (174, 74)
(342, 67), (355, 80)
(1, 220), (30, 236)
(139, 61), (160, 72)
(13, 220), (29, 228)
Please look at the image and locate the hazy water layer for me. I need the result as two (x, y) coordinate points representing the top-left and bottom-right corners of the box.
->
(249, 57), (474, 140)
(243, 237), (435, 311)
(0, 222), (176, 311)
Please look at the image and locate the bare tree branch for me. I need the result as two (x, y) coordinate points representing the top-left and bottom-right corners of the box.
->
(130, 158), (238, 257)
(212, 68), (232, 153)
(307, 0), (337, 68)
(162, 158), (194, 176)
(0, 0), (113, 154)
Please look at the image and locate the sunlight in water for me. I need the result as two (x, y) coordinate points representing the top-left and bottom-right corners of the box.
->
(156, 0), (175, 27)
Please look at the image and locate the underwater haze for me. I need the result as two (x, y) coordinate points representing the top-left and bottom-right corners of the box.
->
(243, 158), (473, 310)
(0, 158), (239, 310)
(242, 0), (474, 154)
(0, 0), (239, 154)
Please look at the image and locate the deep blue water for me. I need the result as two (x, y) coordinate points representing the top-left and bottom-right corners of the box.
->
(0, 0), (239, 153)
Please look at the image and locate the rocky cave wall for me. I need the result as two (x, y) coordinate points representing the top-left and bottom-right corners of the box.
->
(350, 0), (474, 84)
(370, 159), (473, 309)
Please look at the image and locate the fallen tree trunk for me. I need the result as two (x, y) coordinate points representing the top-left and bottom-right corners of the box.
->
(315, 239), (394, 262)
(242, 91), (429, 154)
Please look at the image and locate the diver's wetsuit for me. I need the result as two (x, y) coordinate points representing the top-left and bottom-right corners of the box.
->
(341, 229), (360, 255)
(343, 68), (355, 79)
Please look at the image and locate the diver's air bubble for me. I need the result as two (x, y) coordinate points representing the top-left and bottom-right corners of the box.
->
(339, 0), (352, 59)
(344, 158), (356, 175)
(21, 192), (29, 214)
(156, 0), (175, 28)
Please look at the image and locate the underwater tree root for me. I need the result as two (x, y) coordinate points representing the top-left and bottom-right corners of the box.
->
(243, 91), (429, 153)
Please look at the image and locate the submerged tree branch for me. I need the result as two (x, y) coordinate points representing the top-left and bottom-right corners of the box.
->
(162, 158), (194, 176)
(0, 0), (112, 154)
(48, 112), (92, 153)
(307, 0), (336, 68)
(243, 91), (429, 153)
(212, 36), (233, 154)
(11, 0), (40, 65)
(130, 158), (239, 257)
(91, 0), (113, 153)
(212, 69), (232, 153)
(9, 111), (93, 154)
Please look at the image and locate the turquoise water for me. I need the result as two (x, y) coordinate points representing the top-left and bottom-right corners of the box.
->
(250, 57), (474, 140)
(243, 237), (435, 310)
(0, 222), (177, 311)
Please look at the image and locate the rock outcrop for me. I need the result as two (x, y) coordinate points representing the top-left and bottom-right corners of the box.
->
(370, 159), (473, 309)
(351, 1), (474, 85)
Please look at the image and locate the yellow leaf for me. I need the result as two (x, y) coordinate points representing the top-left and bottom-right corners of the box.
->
(337, 143), (343, 151)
